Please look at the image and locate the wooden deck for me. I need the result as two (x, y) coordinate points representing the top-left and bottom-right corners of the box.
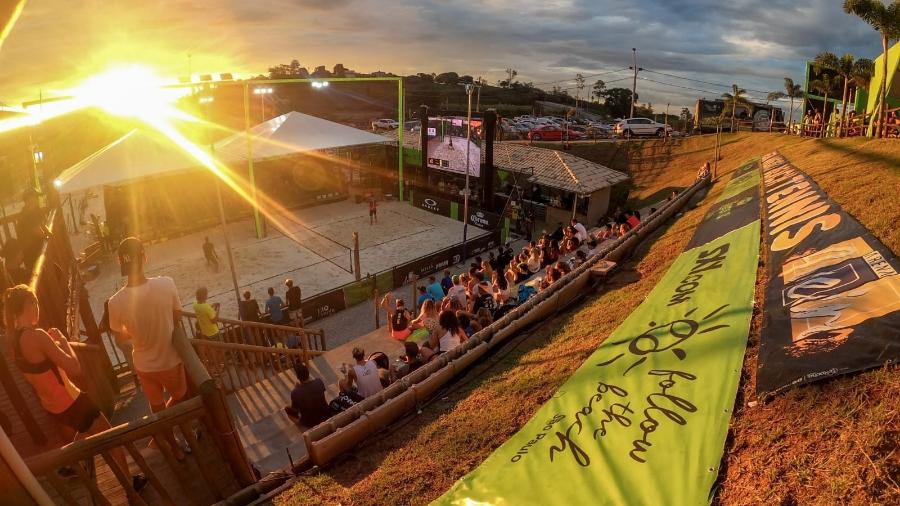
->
(225, 325), (405, 475)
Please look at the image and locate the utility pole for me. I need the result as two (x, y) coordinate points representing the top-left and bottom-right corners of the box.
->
(630, 48), (638, 118)
(476, 76), (483, 112)
(461, 83), (475, 263)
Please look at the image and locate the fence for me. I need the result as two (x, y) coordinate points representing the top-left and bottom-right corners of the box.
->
(300, 173), (711, 469)
(294, 228), (503, 327)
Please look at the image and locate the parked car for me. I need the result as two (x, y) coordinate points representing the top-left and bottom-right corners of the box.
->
(527, 125), (585, 141)
(372, 118), (399, 130)
(613, 117), (673, 138)
(403, 120), (421, 132)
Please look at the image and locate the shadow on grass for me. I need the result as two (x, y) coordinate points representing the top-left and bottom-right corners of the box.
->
(818, 138), (900, 172)
(629, 186), (685, 209)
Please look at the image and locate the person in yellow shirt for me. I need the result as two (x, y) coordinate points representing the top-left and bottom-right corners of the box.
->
(192, 287), (220, 339)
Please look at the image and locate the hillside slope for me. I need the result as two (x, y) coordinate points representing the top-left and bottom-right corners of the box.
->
(274, 133), (899, 506)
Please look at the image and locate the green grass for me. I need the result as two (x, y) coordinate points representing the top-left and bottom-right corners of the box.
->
(274, 133), (900, 506)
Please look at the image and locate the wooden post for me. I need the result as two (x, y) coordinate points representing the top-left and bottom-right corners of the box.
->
(353, 232), (361, 281)
(172, 327), (257, 487)
(374, 286), (380, 329)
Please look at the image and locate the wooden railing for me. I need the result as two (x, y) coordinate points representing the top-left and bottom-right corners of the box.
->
(20, 324), (257, 505)
(179, 312), (326, 353)
(191, 340), (319, 394)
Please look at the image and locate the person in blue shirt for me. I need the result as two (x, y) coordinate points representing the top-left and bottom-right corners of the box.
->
(440, 269), (453, 295)
(265, 287), (286, 324)
(416, 286), (433, 312)
(426, 275), (444, 302)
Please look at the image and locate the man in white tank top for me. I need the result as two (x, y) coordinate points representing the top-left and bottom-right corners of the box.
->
(339, 347), (384, 399)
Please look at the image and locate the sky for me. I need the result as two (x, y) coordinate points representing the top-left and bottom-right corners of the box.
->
(0, 0), (887, 111)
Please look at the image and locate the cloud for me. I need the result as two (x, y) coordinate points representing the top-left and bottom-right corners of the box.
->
(0, 0), (887, 110)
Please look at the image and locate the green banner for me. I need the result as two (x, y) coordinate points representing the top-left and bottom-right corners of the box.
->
(437, 164), (761, 506)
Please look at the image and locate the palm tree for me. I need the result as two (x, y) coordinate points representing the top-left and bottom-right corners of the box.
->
(809, 72), (840, 137)
(814, 52), (876, 136)
(721, 84), (750, 132)
(782, 78), (804, 131)
(843, 1), (900, 137)
(766, 91), (787, 131)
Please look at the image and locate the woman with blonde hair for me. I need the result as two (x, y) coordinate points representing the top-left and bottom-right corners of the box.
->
(3, 285), (147, 491)
(410, 298), (441, 346)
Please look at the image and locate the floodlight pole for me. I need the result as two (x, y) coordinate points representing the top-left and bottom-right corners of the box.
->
(243, 83), (264, 239)
(461, 83), (474, 263)
(203, 98), (243, 313)
(398, 78), (405, 201)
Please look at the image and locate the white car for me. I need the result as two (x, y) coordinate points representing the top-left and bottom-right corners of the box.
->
(372, 118), (399, 130)
(614, 117), (673, 138)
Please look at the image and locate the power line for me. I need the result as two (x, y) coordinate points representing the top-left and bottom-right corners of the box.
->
(641, 68), (773, 95)
(530, 67), (631, 87)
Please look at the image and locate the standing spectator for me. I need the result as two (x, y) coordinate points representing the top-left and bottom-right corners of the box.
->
(426, 275), (444, 302)
(284, 279), (302, 325)
(265, 287), (286, 324)
(381, 294), (412, 340)
(440, 269), (453, 295)
(284, 362), (331, 427)
(416, 285), (433, 312)
(448, 275), (467, 308)
(202, 236), (219, 272)
(626, 211), (641, 230)
(571, 218), (588, 243)
(108, 237), (189, 461)
(192, 287), (220, 339)
(368, 195), (378, 225)
(239, 290), (261, 322)
(339, 347), (383, 399)
(3, 285), (148, 492)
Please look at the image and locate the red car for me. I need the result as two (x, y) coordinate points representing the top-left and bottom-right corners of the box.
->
(527, 125), (585, 141)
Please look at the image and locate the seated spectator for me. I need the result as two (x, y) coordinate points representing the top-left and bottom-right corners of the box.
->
(480, 260), (494, 281)
(193, 287), (220, 339)
(527, 249), (542, 274)
(573, 250), (588, 268)
(440, 269), (453, 295)
(393, 341), (432, 380)
(626, 211), (641, 230)
(381, 294), (412, 340)
(668, 190), (678, 201)
(571, 218), (588, 242)
(514, 262), (531, 284)
(285, 362), (331, 427)
(545, 265), (560, 284)
(339, 347), (384, 399)
(410, 299), (440, 344)
(618, 223), (630, 237)
(265, 287), (287, 324)
(649, 207), (657, 215)
(435, 310), (468, 353)
(587, 240), (601, 257)
(475, 307), (493, 329)
(556, 261), (572, 276)
(426, 275), (444, 302)
(697, 161), (711, 179)
(472, 281), (496, 314)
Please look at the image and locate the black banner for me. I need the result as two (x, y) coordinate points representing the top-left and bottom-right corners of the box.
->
(413, 192), (453, 218)
(391, 229), (502, 289)
(466, 207), (503, 231)
(301, 288), (347, 325)
(756, 152), (900, 396)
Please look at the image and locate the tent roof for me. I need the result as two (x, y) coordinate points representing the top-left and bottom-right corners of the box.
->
(386, 131), (629, 194)
(214, 111), (392, 161)
(55, 129), (203, 194)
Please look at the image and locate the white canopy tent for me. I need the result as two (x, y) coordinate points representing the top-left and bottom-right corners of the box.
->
(54, 129), (203, 194)
(55, 111), (393, 194)
(213, 110), (392, 162)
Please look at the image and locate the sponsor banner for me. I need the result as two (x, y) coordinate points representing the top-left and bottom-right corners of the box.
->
(466, 207), (502, 231)
(391, 230), (502, 289)
(301, 288), (346, 325)
(438, 163), (761, 505)
(756, 152), (900, 396)
(413, 192), (453, 218)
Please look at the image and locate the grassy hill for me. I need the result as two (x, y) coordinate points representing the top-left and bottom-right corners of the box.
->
(273, 133), (899, 506)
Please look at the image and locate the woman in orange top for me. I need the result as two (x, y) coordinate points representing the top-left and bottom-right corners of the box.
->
(3, 285), (146, 492)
